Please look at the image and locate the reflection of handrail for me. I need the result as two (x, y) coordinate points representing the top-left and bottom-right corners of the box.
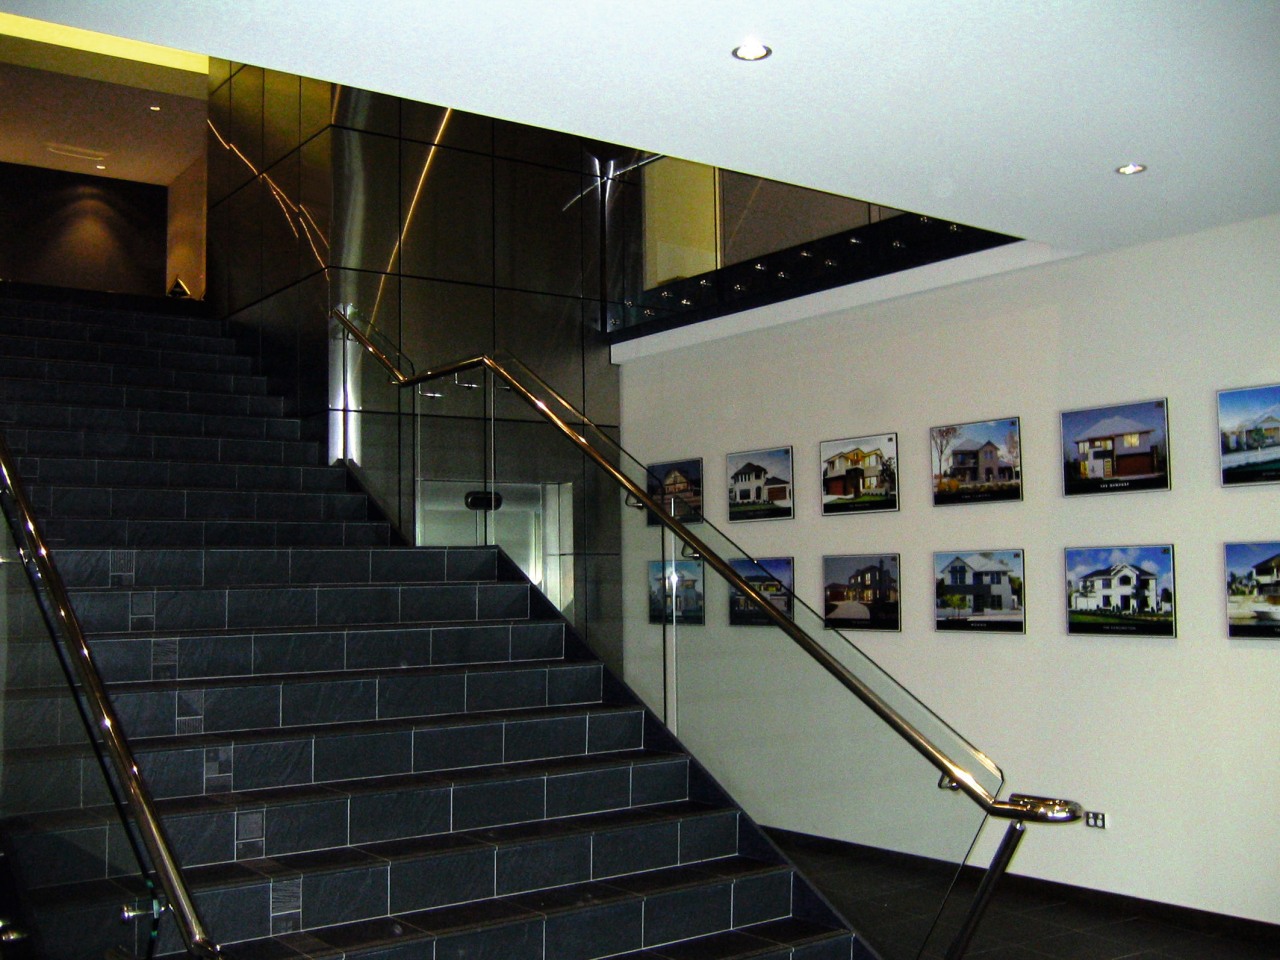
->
(331, 307), (1080, 825)
(0, 434), (219, 959)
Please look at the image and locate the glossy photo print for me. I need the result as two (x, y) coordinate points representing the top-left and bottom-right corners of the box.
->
(1225, 541), (1280, 638)
(727, 446), (794, 522)
(644, 458), (703, 526)
(648, 560), (705, 625)
(933, 550), (1024, 632)
(727, 556), (794, 626)
(1065, 545), (1176, 637)
(930, 418), (1022, 506)
(1219, 383), (1280, 487)
(822, 553), (900, 631)
(819, 433), (898, 515)
(1061, 399), (1170, 496)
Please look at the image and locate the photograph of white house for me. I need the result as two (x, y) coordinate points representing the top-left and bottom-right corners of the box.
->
(933, 550), (1024, 632)
(1066, 545), (1176, 636)
(1219, 382), (1280, 486)
(1061, 399), (1169, 495)
(726, 446), (794, 521)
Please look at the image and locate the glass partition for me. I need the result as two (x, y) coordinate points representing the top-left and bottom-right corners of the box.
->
(0, 502), (162, 960)
(461, 351), (1004, 960)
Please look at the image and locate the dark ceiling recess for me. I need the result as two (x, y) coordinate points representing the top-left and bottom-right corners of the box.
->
(608, 214), (1020, 343)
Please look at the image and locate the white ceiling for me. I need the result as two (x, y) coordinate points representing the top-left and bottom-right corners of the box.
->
(2, 0), (1278, 253)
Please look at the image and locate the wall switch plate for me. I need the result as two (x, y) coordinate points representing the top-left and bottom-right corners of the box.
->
(1084, 810), (1107, 829)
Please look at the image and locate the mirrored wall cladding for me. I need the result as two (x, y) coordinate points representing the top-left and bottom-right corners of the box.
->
(208, 58), (634, 670)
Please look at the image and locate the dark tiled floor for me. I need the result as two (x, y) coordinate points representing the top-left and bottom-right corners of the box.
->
(769, 829), (1280, 960)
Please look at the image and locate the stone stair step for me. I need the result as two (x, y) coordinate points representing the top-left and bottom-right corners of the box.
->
(17, 455), (348, 493)
(39, 516), (392, 549)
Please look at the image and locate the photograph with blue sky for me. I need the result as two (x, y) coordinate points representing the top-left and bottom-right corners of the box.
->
(1218, 382), (1280, 486)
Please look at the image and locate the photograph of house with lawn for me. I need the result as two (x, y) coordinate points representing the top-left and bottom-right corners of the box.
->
(1224, 540), (1280, 638)
(727, 447), (793, 521)
(820, 433), (898, 514)
(930, 418), (1021, 505)
(1219, 382), (1280, 486)
(933, 550), (1024, 632)
(1066, 545), (1176, 636)
(1061, 399), (1169, 495)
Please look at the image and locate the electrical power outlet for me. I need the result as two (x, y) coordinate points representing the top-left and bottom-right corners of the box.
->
(1084, 810), (1107, 829)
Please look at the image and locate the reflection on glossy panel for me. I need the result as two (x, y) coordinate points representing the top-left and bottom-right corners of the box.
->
(331, 130), (400, 272)
(207, 79), (234, 205)
(226, 180), (264, 313)
(228, 65), (264, 190)
(261, 150), (302, 296)
(400, 278), (494, 420)
(300, 76), (332, 144)
(331, 86), (399, 136)
(263, 69), (301, 170)
(402, 101), (493, 153)
(399, 142), (493, 286)
(494, 290), (584, 421)
(493, 119), (581, 172)
(494, 159), (584, 298)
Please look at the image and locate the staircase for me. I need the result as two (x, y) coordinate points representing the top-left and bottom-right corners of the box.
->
(0, 289), (865, 960)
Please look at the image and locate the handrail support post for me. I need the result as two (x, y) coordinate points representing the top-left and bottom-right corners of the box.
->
(944, 819), (1025, 960)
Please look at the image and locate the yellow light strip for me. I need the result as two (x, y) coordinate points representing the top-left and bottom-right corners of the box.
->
(0, 11), (208, 73)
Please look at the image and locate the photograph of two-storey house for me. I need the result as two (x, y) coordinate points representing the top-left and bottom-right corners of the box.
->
(1061, 399), (1169, 495)
(727, 447), (793, 521)
(1218, 382), (1280, 486)
(930, 418), (1021, 505)
(1224, 540), (1280, 637)
(820, 433), (898, 514)
(933, 550), (1025, 631)
(1066, 545), (1176, 636)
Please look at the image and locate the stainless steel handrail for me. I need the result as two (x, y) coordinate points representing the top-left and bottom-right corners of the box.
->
(334, 308), (1080, 825)
(0, 433), (219, 958)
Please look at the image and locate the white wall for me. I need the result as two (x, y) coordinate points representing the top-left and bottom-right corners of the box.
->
(618, 213), (1280, 924)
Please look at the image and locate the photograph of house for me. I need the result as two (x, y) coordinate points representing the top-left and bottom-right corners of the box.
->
(727, 446), (794, 521)
(1224, 541), (1280, 638)
(728, 556), (795, 626)
(1061, 399), (1169, 495)
(823, 554), (900, 630)
(930, 418), (1021, 505)
(933, 550), (1024, 632)
(820, 433), (898, 514)
(1219, 383), (1280, 486)
(648, 559), (705, 625)
(1065, 545), (1176, 636)
(645, 457), (703, 525)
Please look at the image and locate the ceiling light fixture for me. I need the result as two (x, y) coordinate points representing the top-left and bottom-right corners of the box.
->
(732, 39), (772, 61)
(1115, 162), (1147, 175)
(149, 105), (161, 112)
(95, 164), (106, 170)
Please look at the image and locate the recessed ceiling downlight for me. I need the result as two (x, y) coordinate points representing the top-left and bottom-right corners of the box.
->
(1116, 162), (1147, 175)
(732, 39), (772, 61)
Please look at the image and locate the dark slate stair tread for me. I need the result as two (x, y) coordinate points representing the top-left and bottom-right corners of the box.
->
(39, 517), (391, 549)
(0, 315), (239, 354)
(32, 486), (371, 524)
(9, 430), (319, 467)
(0, 354), (270, 395)
(0, 331), (255, 374)
(5, 399), (300, 440)
(0, 378), (282, 416)
(58, 545), (505, 590)
(17, 456), (348, 493)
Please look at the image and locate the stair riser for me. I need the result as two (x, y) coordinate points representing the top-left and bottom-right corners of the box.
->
(30, 487), (368, 523)
(72, 582), (530, 633)
(87, 621), (566, 684)
(0, 377), (283, 416)
(18, 457), (347, 493)
(0, 332), (254, 374)
(9, 401), (300, 441)
(100, 663), (604, 738)
(0, 354), (269, 395)
(7, 428), (316, 465)
(136, 709), (645, 798)
(40, 518), (391, 549)
(0, 313), (234, 353)
(59, 546), (499, 590)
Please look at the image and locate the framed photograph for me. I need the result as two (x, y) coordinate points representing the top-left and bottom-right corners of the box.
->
(822, 554), (900, 631)
(1061, 399), (1170, 496)
(647, 560), (705, 625)
(930, 418), (1022, 506)
(1225, 541), (1280, 638)
(645, 458), (704, 526)
(934, 550), (1024, 632)
(727, 556), (794, 626)
(1065, 545), (1176, 637)
(727, 447), (794, 522)
(820, 433), (898, 515)
(1219, 383), (1280, 486)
